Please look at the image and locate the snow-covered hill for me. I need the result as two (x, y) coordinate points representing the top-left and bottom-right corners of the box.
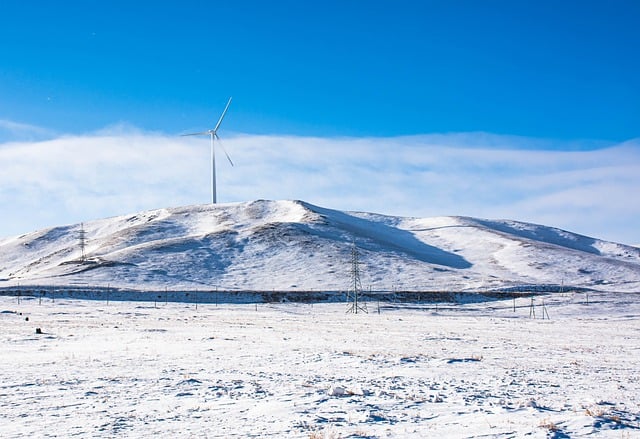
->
(1, 200), (639, 292)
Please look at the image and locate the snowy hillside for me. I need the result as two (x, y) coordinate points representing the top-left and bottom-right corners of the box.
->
(1, 200), (639, 293)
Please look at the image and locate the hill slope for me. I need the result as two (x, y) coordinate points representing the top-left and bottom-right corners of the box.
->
(1, 200), (639, 292)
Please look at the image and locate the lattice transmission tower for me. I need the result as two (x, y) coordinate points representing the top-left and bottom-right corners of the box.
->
(346, 240), (367, 314)
(78, 222), (87, 262)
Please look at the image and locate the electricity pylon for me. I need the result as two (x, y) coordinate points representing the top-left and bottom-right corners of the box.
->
(346, 240), (367, 314)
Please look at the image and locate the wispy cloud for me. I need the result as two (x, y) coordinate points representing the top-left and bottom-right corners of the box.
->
(0, 119), (56, 141)
(1, 125), (638, 244)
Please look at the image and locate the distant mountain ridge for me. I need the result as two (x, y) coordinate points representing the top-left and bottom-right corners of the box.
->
(1, 200), (639, 293)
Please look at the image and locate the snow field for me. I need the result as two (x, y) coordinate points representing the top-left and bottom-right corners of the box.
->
(1, 293), (639, 438)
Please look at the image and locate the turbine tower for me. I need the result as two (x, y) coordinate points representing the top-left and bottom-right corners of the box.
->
(181, 97), (233, 204)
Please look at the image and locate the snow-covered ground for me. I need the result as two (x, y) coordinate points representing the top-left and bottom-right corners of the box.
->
(2, 292), (639, 438)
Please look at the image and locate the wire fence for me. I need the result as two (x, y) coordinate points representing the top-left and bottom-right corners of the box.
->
(0, 283), (592, 306)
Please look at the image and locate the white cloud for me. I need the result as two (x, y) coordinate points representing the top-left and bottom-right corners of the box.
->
(0, 127), (638, 244)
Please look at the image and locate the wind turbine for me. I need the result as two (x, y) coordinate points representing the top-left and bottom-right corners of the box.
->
(181, 97), (233, 204)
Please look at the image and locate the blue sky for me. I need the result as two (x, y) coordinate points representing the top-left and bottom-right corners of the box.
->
(2, 0), (639, 139)
(1, 1), (639, 244)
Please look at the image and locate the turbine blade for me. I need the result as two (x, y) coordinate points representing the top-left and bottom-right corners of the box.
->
(181, 131), (210, 136)
(213, 97), (233, 133)
(216, 134), (234, 166)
